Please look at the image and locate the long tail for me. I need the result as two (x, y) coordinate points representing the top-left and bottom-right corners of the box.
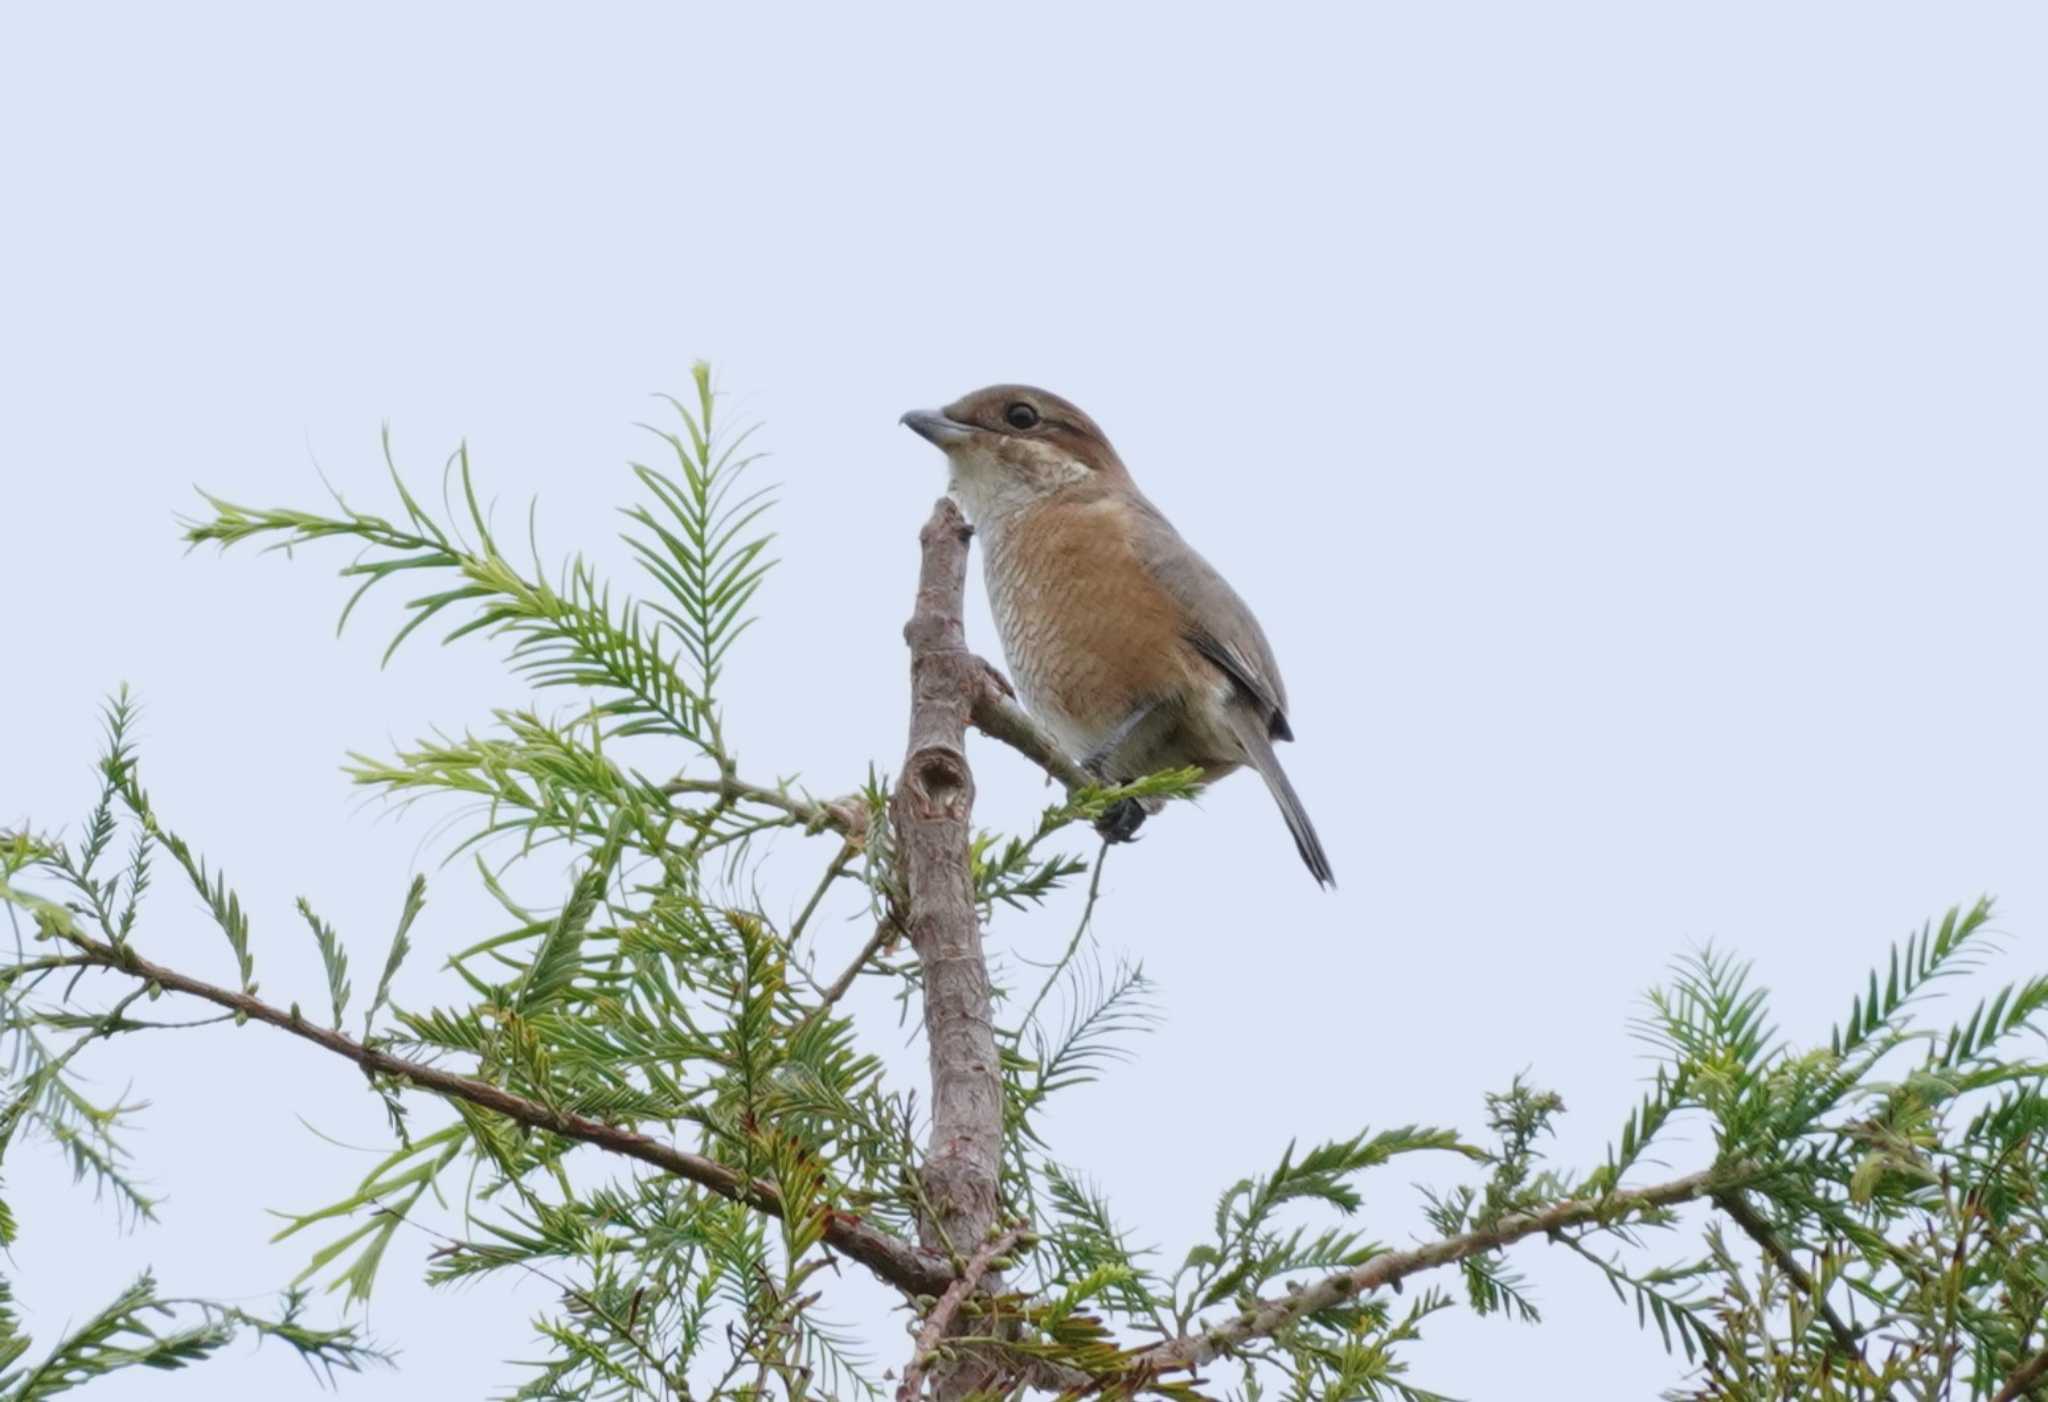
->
(1228, 709), (1335, 888)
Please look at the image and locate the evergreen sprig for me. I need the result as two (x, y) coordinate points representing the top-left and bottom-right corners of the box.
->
(0, 1272), (387, 1399)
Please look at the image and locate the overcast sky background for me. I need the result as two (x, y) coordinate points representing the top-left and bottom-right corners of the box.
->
(6, 4), (2047, 1398)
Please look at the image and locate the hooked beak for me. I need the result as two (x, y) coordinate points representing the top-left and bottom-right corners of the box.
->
(899, 408), (973, 448)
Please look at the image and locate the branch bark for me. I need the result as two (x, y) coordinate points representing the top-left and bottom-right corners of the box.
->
(969, 681), (1093, 792)
(1995, 1344), (2048, 1402)
(891, 498), (1008, 1399)
(55, 930), (953, 1298)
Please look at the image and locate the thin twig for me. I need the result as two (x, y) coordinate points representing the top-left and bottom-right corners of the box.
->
(50, 927), (954, 1297)
(790, 840), (857, 945)
(662, 775), (863, 839)
(898, 1225), (1024, 1402)
(1016, 842), (1109, 1037)
(61, 1012), (237, 1032)
(815, 917), (904, 1013)
(658, 660), (1085, 829)
(1129, 1166), (1745, 1377)
(1713, 1188), (1864, 1363)
(378, 1195), (685, 1396)
(5, 954), (106, 976)
(969, 681), (1093, 793)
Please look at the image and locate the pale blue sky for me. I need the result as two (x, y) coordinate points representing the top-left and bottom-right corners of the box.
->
(6, 4), (2046, 1397)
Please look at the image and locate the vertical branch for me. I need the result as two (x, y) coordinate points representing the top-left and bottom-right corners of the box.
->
(1713, 1189), (1863, 1363)
(891, 498), (1005, 1398)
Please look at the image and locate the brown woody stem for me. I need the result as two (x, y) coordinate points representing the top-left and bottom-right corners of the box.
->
(1131, 1168), (1736, 1377)
(1714, 1187), (1863, 1363)
(968, 683), (1093, 792)
(1995, 1344), (2048, 1402)
(52, 929), (952, 1297)
(899, 1225), (1023, 1402)
(891, 498), (1009, 1399)
(661, 774), (865, 838)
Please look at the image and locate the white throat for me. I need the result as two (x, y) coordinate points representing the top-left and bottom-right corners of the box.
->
(946, 462), (1040, 529)
(944, 442), (1091, 529)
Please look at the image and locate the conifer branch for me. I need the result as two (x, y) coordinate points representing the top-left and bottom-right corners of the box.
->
(47, 927), (954, 1298)
(1713, 1187), (1863, 1362)
(14, 374), (2048, 1398)
(1129, 1167), (1733, 1378)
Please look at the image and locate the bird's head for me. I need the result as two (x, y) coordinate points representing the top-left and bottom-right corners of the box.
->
(900, 385), (1126, 523)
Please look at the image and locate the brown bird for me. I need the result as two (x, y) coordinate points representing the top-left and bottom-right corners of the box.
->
(901, 385), (1333, 887)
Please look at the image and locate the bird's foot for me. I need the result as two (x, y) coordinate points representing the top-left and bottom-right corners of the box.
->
(1095, 798), (1149, 844)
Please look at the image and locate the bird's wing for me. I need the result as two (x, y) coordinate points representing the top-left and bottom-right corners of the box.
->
(1124, 494), (1294, 739)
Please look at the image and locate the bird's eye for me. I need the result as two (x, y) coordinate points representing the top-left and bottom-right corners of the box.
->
(1004, 402), (1040, 430)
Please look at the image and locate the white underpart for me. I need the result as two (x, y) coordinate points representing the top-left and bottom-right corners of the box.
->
(943, 440), (1091, 529)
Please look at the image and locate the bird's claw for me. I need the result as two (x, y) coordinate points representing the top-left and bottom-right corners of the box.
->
(1095, 798), (1148, 844)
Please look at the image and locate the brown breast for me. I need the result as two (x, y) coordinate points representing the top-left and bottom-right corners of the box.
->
(982, 493), (1198, 750)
